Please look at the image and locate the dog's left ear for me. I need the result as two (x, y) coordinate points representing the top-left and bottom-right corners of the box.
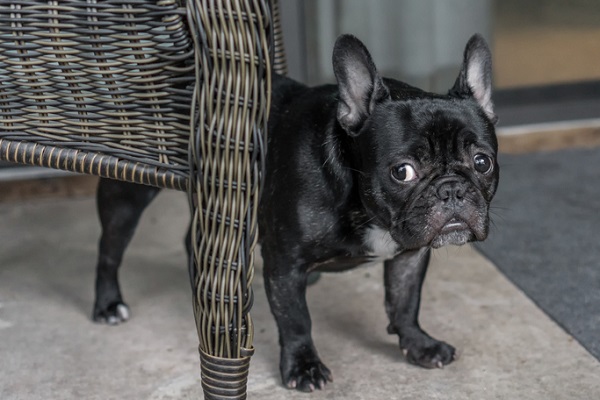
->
(333, 34), (390, 135)
(449, 34), (497, 124)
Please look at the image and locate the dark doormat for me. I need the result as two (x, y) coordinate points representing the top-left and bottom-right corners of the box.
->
(475, 146), (600, 361)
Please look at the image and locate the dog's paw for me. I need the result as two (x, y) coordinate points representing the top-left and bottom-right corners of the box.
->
(282, 357), (333, 392)
(399, 335), (456, 369)
(92, 302), (130, 325)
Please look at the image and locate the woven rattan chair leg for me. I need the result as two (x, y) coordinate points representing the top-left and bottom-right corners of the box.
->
(186, 0), (274, 398)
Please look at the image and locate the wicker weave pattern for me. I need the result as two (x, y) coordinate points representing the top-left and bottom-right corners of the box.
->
(0, 1), (284, 398)
(187, 0), (270, 358)
(0, 0), (194, 180)
(270, 0), (287, 76)
(186, 1), (273, 397)
(0, 139), (187, 189)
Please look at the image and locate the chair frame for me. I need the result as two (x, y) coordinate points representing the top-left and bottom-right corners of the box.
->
(0, 1), (287, 398)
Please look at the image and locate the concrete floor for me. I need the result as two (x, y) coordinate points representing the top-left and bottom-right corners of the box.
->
(1, 191), (599, 400)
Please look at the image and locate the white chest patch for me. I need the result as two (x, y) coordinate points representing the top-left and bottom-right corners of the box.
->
(363, 225), (400, 260)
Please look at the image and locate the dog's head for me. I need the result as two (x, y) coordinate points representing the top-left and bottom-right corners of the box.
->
(333, 34), (499, 250)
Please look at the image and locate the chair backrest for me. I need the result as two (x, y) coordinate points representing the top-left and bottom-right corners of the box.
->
(0, 0), (287, 191)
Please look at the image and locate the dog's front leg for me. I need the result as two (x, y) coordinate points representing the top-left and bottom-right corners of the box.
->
(263, 257), (333, 392)
(384, 248), (456, 368)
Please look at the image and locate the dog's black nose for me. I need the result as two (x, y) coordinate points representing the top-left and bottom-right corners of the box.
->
(436, 179), (465, 202)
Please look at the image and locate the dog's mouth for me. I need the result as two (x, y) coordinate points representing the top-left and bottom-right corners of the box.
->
(440, 217), (469, 233)
(430, 216), (476, 248)
(391, 195), (490, 250)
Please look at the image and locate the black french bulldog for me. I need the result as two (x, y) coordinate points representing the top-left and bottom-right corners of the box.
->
(92, 34), (498, 393)
(259, 33), (498, 391)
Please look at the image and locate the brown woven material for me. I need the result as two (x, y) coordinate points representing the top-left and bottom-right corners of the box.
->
(200, 347), (255, 400)
(0, 0), (194, 187)
(186, 1), (281, 397)
(0, 139), (187, 190)
(187, 0), (271, 360)
(271, 0), (288, 76)
(0, 1), (286, 398)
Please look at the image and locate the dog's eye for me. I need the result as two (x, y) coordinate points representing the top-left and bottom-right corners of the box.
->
(391, 164), (417, 182)
(474, 154), (493, 174)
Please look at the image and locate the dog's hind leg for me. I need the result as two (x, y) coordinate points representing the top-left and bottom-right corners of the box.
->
(92, 178), (160, 324)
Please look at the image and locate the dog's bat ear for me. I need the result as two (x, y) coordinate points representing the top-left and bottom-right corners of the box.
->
(449, 34), (497, 124)
(333, 34), (390, 135)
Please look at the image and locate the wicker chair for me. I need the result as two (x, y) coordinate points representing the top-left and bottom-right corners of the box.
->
(0, 1), (287, 399)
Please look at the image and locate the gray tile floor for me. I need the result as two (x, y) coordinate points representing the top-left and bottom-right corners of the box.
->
(1, 192), (599, 399)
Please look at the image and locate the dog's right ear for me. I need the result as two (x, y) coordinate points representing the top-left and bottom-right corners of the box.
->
(333, 34), (390, 135)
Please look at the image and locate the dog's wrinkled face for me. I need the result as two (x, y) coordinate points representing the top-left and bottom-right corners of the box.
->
(358, 100), (498, 250)
(333, 34), (498, 251)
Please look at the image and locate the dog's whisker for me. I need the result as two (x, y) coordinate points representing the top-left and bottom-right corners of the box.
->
(353, 216), (376, 231)
(342, 166), (367, 176)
